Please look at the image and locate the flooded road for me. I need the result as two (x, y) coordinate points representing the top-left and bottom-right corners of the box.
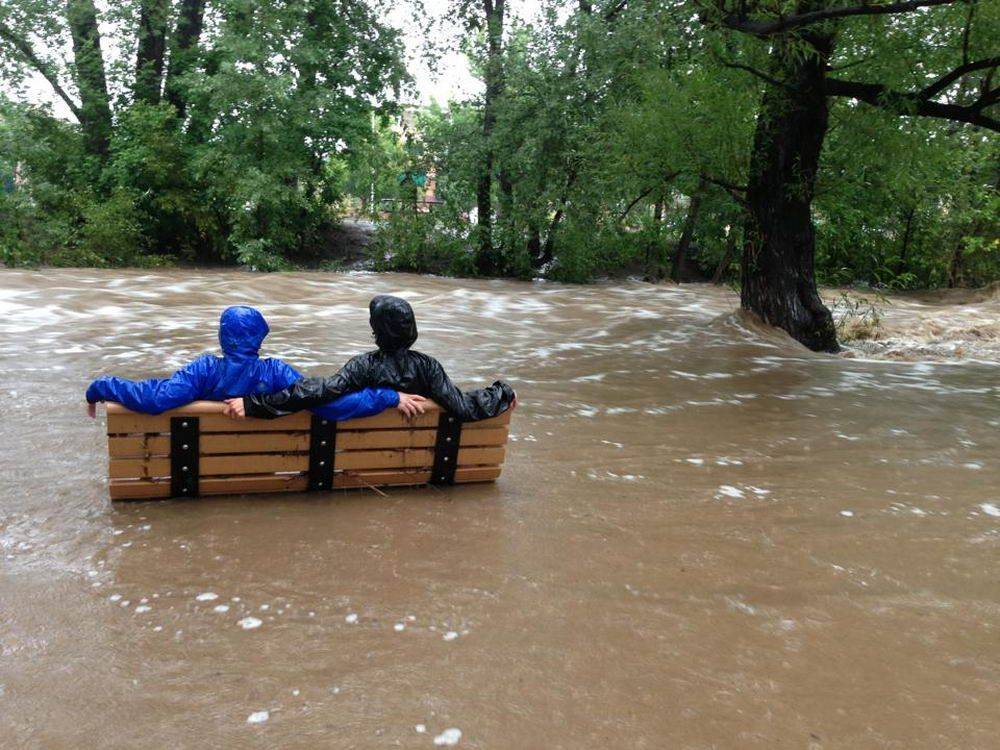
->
(1, 269), (998, 749)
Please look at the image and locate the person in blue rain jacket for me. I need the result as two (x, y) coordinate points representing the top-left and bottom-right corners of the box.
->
(85, 306), (427, 420)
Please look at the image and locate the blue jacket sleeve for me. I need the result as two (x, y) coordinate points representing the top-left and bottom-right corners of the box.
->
(311, 388), (399, 421)
(85, 356), (211, 415)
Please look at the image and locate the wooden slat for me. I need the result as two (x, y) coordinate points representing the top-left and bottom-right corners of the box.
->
(328, 465), (502, 489)
(459, 427), (508, 447)
(109, 479), (171, 500)
(109, 434), (170, 457)
(338, 429), (437, 451)
(458, 446), (506, 466)
(109, 432), (313, 458)
(106, 400), (513, 435)
(453, 465), (503, 483)
(109, 463), (502, 500)
(108, 412), (311, 434)
(336, 449), (435, 471)
(334, 469), (430, 488)
(110, 425), (508, 457)
(110, 453), (309, 479)
(110, 444), (506, 479)
(201, 454), (308, 476)
(339, 409), (439, 430)
(110, 474), (310, 500)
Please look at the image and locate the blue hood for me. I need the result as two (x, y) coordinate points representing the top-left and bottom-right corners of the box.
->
(218, 306), (269, 358)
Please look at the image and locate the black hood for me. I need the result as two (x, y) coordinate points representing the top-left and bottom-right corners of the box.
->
(369, 295), (418, 352)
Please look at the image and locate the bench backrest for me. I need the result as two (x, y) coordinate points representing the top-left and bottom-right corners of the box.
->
(105, 401), (510, 500)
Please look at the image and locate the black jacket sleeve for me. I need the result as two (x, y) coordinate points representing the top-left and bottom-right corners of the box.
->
(424, 358), (515, 422)
(243, 355), (368, 419)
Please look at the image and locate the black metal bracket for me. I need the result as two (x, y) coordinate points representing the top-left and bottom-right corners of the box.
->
(308, 415), (337, 491)
(431, 412), (462, 485)
(170, 417), (200, 498)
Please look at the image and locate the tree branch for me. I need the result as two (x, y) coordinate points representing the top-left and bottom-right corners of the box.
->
(0, 22), (82, 121)
(827, 77), (1000, 131)
(618, 187), (653, 222)
(919, 57), (999, 100)
(700, 172), (748, 206)
(720, 0), (961, 36)
(716, 55), (788, 89)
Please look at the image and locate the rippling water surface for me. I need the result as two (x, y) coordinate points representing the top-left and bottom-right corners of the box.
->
(1, 269), (997, 749)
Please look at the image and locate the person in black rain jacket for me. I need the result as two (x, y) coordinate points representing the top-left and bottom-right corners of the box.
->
(224, 295), (516, 422)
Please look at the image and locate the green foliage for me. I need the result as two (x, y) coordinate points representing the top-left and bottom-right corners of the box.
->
(371, 210), (476, 277)
(0, 0), (405, 268)
(0, 0), (997, 290)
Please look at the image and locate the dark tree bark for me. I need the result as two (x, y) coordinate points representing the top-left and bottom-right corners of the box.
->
(134, 0), (171, 104)
(671, 176), (707, 282)
(740, 21), (839, 352)
(66, 0), (112, 159)
(163, 0), (207, 120)
(475, 0), (506, 275)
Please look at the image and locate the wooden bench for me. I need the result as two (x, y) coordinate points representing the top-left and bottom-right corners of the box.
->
(104, 401), (511, 500)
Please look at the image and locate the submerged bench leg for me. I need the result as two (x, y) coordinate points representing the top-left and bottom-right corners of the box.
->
(308, 415), (337, 491)
(431, 412), (462, 486)
(170, 417), (200, 498)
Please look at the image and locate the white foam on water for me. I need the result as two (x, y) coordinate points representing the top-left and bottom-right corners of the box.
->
(433, 728), (462, 746)
(238, 617), (262, 630)
(840, 510), (855, 517)
(963, 462), (984, 470)
(980, 503), (1000, 517)
(246, 711), (269, 725)
(345, 613), (358, 624)
(196, 592), (218, 602)
(443, 631), (459, 641)
(716, 485), (744, 499)
(726, 597), (757, 615)
(685, 458), (704, 466)
(214, 604), (231, 613)
(135, 605), (151, 613)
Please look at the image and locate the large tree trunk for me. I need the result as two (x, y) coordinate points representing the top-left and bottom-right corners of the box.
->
(66, 0), (112, 159)
(163, 0), (207, 121)
(474, 0), (505, 275)
(133, 0), (171, 104)
(671, 176), (706, 282)
(741, 23), (839, 353)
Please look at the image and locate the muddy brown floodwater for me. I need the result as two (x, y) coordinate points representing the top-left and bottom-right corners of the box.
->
(1, 269), (998, 749)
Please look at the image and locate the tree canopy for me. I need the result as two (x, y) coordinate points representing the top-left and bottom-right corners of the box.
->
(1, 0), (997, 315)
